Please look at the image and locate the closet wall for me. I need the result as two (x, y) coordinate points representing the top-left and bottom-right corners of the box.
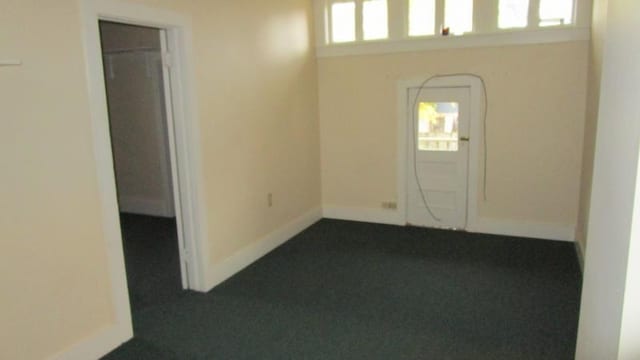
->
(100, 22), (175, 217)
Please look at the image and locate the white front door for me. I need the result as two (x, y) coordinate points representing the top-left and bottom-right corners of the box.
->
(407, 86), (470, 229)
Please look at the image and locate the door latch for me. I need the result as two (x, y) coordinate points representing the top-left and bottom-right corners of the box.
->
(459, 136), (470, 142)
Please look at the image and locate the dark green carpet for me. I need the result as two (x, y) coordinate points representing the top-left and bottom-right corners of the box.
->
(119, 213), (183, 312)
(103, 219), (582, 360)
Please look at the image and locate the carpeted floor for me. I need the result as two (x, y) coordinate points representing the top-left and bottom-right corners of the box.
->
(102, 218), (582, 360)
(118, 213), (183, 313)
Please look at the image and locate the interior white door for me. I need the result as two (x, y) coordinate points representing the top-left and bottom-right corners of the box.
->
(407, 86), (470, 229)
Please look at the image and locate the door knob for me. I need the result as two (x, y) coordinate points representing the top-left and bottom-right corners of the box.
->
(459, 136), (470, 142)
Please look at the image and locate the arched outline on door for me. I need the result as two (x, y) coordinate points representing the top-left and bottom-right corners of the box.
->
(80, 0), (209, 347)
(396, 75), (484, 230)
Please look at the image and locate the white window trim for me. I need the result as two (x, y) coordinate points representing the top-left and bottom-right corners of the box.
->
(314, 0), (591, 58)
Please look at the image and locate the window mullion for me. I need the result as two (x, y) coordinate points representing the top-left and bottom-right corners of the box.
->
(435, 0), (445, 34)
(325, 1), (333, 44)
(528, 0), (540, 29)
(356, 0), (364, 41)
(475, 0), (498, 33)
(388, 0), (405, 39)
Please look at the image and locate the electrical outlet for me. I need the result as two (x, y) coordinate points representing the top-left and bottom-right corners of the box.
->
(268, 193), (273, 207)
(381, 201), (397, 210)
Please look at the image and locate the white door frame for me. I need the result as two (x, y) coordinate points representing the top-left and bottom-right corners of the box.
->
(397, 75), (484, 230)
(80, 0), (209, 341)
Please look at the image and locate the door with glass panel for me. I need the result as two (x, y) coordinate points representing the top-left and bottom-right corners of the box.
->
(407, 87), (470, 229)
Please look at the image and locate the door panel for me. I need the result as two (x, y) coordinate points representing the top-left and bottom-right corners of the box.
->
(407, 87), (470, 229)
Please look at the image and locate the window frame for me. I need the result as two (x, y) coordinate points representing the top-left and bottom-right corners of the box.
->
(326, 0), (391, 44)
(315, 0), (590, 56)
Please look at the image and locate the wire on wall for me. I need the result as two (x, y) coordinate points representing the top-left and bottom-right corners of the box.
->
(410, 73), (489, 223)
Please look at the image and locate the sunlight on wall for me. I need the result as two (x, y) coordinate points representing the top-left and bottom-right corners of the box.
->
(264, 11), (310, 61)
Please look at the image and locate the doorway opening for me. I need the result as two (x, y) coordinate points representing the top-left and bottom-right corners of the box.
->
(99, 21), (186, 312)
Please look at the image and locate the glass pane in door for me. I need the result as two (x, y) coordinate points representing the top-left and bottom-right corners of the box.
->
(417, 102), (459, 151)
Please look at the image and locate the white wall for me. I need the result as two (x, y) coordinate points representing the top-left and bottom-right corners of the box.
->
(0, 2), (116, 359)
(576, 0), (640, 358)
(101, 22), (175, 218)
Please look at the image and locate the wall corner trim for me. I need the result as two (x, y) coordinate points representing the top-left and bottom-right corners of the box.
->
(205, 207), (323, 291)
(48, 323), (131, 360)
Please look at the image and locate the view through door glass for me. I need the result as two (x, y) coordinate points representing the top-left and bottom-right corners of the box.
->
(408, 87), (470, 230)
(418, 102), (460, 152)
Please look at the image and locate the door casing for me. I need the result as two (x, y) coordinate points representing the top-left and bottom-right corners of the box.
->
(80, 0), (209, 348)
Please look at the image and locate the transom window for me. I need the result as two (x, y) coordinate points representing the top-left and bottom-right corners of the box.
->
(363, 0), (389, 40)
(498, 0), (530, 29)
(539, 0), (574, 26)
(331, 2), (356, 43)
(408, 0), (435, 36)
(444, 0), (474, 35)
(322, 0), (580, 45)
(328, 0), (389, 44)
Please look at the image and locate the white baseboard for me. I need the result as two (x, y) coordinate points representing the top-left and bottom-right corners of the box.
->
(467, 218), (575, 242)
(205, 207), (322, 291)
(575, 239), (585, 272)
(118, 195), (174, 218)
(322, 205), (402, 225)
(322, 205), (575, 242)
(49, 322), (132, 360)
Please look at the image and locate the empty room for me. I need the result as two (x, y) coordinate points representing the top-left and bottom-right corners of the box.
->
(2, 0), (639, 359)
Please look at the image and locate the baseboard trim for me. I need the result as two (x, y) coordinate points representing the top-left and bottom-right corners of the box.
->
(118, 195), (174, 218)
(49, 322), (132, 360)
(575, 240), (585, 273)
(205, 207), (322, 291)
(322, 206), (575, 242)
(467, 218), (575, 242)
(322, 205), (402, 226)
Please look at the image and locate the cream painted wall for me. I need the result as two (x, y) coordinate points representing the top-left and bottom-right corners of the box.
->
(576, 0), (608, 252)
(318, 42), (588, 227)
(0, 2), (115, 359)
(1, 0), (320, 359)
(576, 0), (640, 357)
(127, 0), (322, 265)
